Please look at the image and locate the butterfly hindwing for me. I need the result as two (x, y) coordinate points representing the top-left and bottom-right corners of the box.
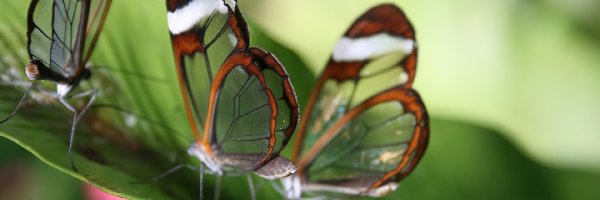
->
(301, 88), (428, 196)
(208, 48), (298, 173)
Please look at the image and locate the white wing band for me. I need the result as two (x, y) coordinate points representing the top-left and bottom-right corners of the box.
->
(333, 33), (414, 62)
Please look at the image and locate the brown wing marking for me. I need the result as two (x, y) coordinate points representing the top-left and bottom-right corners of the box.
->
(402, 50), (417, 89)
(296, 88), (428, 183)
(292, 4), (418, 162)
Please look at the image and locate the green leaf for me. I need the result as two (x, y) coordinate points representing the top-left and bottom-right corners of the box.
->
(0, 1), (313, 199)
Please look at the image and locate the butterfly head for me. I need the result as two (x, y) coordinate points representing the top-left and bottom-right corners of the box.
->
(25, 60), (44, 81)
(25, 59), (70, 84)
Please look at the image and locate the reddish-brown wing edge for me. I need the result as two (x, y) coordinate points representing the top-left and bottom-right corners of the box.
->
(367, 89), (428, 191)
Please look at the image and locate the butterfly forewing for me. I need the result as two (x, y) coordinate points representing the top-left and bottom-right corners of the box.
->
(27, 0), (111, 82)
(170, 1), (247, 139)
(293, 4), (428, 196)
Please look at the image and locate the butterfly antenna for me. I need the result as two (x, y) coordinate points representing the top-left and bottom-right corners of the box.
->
(129, 163), (187, 184)
(90, 65), (167, 83)
(0, 82), (35, 124)
(59, 97), (79, 171)
(214, 175), (221, 200)
(247, 175), (256, 200)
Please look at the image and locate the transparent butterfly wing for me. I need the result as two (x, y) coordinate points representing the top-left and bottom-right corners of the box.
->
(293, 4), (429, 196)
(27, 0), (111, 81)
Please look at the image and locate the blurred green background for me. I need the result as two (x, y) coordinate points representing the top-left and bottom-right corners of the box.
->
(1, 0), (600, 199)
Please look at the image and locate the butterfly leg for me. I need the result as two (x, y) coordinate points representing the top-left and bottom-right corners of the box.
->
(247, 175), (256, 200)
(58, 96), (79, 171)
(199, 163), (205, 200)
(214, 175), (221, 200)
(59, 89), (98, 171)
(0, 82), (36, 123)
(31, 84), (58, 97)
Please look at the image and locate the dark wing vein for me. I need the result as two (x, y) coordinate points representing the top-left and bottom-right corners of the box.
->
(222, 75), (253, 142)
(220, 76), (271, 144)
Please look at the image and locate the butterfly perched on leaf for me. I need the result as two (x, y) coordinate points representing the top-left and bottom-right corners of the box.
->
(0, 0), (112, 171)
(166, 0), (298, 186)
(279, 4), (429, 199)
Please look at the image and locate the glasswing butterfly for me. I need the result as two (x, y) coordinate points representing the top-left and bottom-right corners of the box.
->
(278, 4), (429, 199)
(166, 0), (299, 196)
(0, 0), (112, 171)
